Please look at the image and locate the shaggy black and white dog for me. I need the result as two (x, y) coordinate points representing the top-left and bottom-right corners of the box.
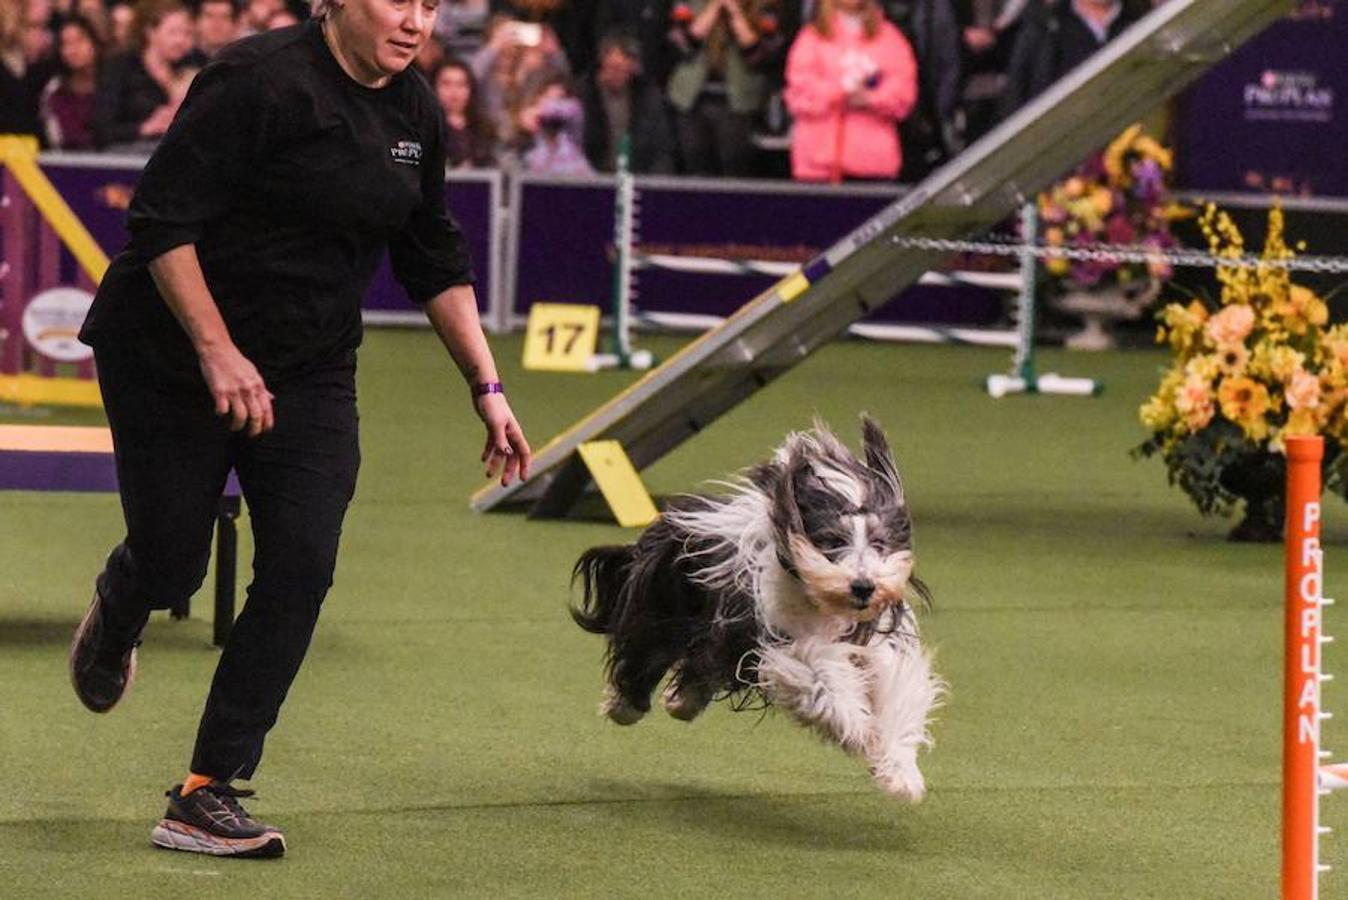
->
(572, 416), (943, 801)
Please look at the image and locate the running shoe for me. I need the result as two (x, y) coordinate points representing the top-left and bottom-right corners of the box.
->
(150, 782), (286, 859)
(69, 588), (141, 713)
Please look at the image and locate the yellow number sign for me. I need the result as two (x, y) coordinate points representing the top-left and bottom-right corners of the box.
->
(522, 303), (600, 372)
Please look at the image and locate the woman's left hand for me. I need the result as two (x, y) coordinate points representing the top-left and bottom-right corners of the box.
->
(476, 393), (532, 486)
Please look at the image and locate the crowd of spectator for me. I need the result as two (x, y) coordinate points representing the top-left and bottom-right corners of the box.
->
(1, 0), (1160, 181)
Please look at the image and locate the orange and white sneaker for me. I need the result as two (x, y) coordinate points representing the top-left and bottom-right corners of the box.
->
(150, 781), (286, 859)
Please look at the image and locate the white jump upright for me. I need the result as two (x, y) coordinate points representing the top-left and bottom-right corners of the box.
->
(590, 134), (653, 372)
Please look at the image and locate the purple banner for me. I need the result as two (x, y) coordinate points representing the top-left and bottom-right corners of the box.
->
(511, 178), (1003, 326)
(39, 158), (494, 314)
(0, 451), (119, 492)
(1175, 1), (1348, 197)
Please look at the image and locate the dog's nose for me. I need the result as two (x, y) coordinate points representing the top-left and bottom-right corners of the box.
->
(849, 580), (875, 607)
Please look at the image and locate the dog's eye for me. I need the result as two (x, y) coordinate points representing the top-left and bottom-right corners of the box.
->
(815, 534), (848, 552)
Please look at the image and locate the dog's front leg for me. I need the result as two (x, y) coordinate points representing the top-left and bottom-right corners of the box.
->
(755, 639), (874, 751)
(864, 634), (944, 803)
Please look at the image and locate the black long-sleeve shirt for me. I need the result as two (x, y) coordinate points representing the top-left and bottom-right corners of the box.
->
(81, 21), (475, 383)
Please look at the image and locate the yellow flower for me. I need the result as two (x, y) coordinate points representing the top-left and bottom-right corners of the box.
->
(1324, 325), (1348, 362)
(1255, 343), (1304, 382)
(1283, 284), (1326, 327)
(1215, 343), (1250, 376)
(1323, 386), (1348, 415)
(1286, 408), (1321, 438)
(1091, 186), (1114, 216)
(1271, 409), (1322, 454)
(1103, 123), (1142, 179)
(1185, 354), (1221, 381)
(1271, 284), (1326, 335)
(1140, 396), (1173, 431)
(1323, 361), (1348, 396)
(1063, 177), (1086, 199)
(1163, 301), (1207, 331)
(1218, 376), (1271, 440)
(1160, 301), (1208, 354)
(1067, 198), (1102, 232)
(1140, 367), (1183, 430)
(1133, 135), (1173, 170)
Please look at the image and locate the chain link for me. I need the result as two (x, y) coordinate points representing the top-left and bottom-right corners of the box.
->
(888, 234), (1348, 274)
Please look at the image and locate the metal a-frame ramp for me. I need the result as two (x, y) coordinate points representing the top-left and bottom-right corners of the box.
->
(472, 0), (1292, 516)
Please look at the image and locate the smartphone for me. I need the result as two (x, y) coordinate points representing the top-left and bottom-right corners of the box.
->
(511, 22), (543, 47)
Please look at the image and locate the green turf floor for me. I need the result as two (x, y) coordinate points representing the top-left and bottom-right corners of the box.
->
(2, 332), (1345, 899)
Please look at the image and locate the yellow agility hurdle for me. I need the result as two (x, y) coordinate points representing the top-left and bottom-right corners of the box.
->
(0, 135), (109, 408)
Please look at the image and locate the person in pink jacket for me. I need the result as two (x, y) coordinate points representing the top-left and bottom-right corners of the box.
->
(784, 0), (919, 182)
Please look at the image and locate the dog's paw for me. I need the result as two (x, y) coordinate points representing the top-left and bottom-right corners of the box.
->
(660, 679), (712, 722)
(600, 687), (646, 726)
(871, 759), (926, 804)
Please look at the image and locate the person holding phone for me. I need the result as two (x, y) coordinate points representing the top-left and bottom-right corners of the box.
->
(784, 0), (917, 182)
(666, 0), (786, 176)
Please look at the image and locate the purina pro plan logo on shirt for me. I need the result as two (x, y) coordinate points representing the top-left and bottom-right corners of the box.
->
(390, 140), (422, 166)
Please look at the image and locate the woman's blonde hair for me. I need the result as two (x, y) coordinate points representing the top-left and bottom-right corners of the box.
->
(310, 0), (336, 18)
(812, 0), (881, 39)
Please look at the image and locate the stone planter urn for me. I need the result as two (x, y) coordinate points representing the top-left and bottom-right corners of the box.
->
(1054, 280), (1161, 350)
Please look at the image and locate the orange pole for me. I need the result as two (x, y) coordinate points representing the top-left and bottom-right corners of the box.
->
(1284, 435), (1325, 900)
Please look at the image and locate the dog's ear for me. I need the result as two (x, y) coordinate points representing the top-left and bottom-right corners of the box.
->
(771, 446), (807, 537)
(860, 415), (905, 507)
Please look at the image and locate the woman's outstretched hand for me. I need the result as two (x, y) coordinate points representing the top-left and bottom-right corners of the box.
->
(476, 393), (532, 486)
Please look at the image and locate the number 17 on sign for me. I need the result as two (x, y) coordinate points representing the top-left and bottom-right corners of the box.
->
(522, 303), (601, 372)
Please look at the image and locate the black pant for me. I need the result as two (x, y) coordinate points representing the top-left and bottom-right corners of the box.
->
(675, 94), (758, 177)
(93, 345), (360, 780)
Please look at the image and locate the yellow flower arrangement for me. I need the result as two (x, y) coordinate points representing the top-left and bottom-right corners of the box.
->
(1134, 205), (1345, 540)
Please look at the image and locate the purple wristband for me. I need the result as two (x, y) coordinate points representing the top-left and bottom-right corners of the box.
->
(472, 381), (505, 398)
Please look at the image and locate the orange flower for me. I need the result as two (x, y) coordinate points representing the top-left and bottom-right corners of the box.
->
(1204, 304), (1255, 347)
(1175, 374), (1215, 431)
(1218, 376), (1271, 440)
(1286, 369), (1321, 410)
(1215, 343), (1249, 376)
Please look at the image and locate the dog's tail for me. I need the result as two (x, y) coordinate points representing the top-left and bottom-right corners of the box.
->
(571, 545), (636, 634)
